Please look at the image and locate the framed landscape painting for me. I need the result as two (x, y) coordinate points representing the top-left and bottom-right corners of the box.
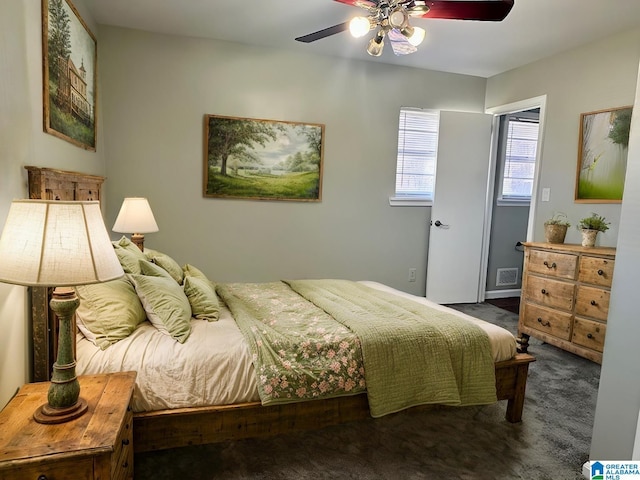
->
(575, 106), (633, 203)
(42, 0), (97, 151)
(204, 114), (324, 202)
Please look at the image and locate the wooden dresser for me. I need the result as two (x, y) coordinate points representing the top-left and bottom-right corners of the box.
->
(0, 372), (135, 480)
(518, 242), (616, 363)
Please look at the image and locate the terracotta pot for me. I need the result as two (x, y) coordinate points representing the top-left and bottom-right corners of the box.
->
(581, 229), (598, 247)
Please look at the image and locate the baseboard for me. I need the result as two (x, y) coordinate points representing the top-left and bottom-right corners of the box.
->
(582, 461), (589, 478)
(485, 289), (521, 300)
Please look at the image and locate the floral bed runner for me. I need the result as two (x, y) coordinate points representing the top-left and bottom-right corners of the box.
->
(215, 282), (367, 405)
(217, 280), (496, 417)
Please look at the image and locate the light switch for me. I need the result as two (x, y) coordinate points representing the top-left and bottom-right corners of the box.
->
(542, 188), (550, 202)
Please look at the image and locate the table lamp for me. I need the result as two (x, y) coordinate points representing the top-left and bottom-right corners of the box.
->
(112, 197), (159, 251)
(0, 200), (124, 424)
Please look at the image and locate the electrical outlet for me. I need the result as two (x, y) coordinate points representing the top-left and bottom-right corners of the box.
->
(408, 268), (417, 282)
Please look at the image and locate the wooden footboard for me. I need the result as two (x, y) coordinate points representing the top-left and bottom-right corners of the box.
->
(133, 353), (535, 453)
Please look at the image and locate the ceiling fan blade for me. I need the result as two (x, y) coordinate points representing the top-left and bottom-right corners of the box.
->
(418, 0), (514, 21)
(333, 0), (377, 7)
(388, 29), (418, 56)
(295, 22), (350, 43)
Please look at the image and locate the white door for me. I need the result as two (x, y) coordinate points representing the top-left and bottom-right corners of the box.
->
(425, 111), (493, 304)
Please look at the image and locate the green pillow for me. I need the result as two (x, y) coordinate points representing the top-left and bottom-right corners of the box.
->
(150, 252), (184, 284)
(183, 264), (213, 283)
(129, 273), (192, 343)
(112, 236), (147, 274)
(75, 276), (146, 349)
(183, 275), (220, 321)
(139, 259), (174, 280)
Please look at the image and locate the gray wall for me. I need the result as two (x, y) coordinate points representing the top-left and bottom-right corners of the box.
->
(485, 205), (528, 292)
(0, 0), (106, 408)
(590, 61), (640, 460)
(97, 26), (488, 297)
(486, 28), (640, 245)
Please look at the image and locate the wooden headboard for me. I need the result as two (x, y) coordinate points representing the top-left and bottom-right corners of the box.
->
(25, 166), (105, 381)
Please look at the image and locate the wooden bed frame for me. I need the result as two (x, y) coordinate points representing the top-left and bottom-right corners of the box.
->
(26, 166), (536, 453)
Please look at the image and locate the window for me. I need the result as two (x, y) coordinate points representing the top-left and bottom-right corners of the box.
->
(498, 110), (539, 204)
(390, 108), (439, 206)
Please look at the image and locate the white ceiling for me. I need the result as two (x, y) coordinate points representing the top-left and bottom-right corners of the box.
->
(83, 0), (640, 78)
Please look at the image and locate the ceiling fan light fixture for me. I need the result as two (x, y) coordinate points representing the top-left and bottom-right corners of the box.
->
(349, 16), (371, 38)
(408, 1), (430, 16)
(367, 31), (385, 57)
(388, 8), (408, 29)
(406, 26), (425, 46)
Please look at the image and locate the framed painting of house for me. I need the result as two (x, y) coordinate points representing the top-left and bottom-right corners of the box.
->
(575, 106), (633, 203)
(204, 114), (324, 202)
(42, 0), (97, 151)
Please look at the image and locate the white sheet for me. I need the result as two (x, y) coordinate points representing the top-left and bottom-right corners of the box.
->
(75, 281), (516, 412)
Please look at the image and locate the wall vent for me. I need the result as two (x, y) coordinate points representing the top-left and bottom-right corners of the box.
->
(496, 267), (518, 287)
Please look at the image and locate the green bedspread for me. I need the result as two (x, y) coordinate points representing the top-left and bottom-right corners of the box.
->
(217, 280), (496, 417)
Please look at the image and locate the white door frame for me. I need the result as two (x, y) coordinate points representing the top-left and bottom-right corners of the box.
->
(478, 95), (548, 302)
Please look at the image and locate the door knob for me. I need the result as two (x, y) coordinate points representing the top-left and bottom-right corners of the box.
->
(431, 220), (449, 228)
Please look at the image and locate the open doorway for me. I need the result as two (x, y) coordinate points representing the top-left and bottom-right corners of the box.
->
(479, 96), (547, 306)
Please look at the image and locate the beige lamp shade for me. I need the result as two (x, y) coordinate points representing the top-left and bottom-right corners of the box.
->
(0, 200), (124, 287)
(112, 197), (159, 234)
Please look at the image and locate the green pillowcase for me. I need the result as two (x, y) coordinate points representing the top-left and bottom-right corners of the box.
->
(129, 273), (192, 343)
(139, 259), (174, 279)
(150, 252), (185, 284)
(183, 264), (212, 283)
(183, 275), (220, 321)
(75, 276), (146, 349)
(112, 236), (147, 274)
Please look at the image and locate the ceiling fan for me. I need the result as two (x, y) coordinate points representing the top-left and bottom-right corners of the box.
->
(295, 0), (515, 57)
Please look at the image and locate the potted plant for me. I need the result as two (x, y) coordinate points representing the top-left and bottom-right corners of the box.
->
(577, 213), (610, 247)
(544, 213), (570, 244)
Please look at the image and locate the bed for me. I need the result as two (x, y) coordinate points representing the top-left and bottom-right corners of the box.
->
(26, 166), (535, 454)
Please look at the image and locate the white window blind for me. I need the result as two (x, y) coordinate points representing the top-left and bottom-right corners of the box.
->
(394, 108), (439, 201)
(501, 115), (539, 201)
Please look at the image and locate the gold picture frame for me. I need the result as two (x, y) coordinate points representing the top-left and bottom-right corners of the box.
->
(575, 106), (632, 203)
(204, 114), (324, 202)
(42, 0), (97, 151)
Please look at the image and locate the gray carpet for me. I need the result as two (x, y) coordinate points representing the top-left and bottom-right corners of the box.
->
(135, 303), (600, 480)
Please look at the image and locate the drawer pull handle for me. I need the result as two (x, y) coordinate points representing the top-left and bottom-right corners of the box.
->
(587, 333), (594, 339)
(597, 269), (604, 276)
(590, 300), (597, 306)
(537, 317), (551, 327)
(543, 261), (556, 269)
(541, 289), (547, 295)
(122, 438), (130, 446)
(38, 476), (48, 480)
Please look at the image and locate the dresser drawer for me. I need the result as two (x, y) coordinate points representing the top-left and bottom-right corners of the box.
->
(527, 250), (577, 280)
(575, 286), (610, 321)
(578, 256), (615, 287)
(572, 317), (606, 352)
(0, 457), (94, 480)
(112, 409), (134, 480)
(524, 275), (574, 311)
(522, 303), (572, 340)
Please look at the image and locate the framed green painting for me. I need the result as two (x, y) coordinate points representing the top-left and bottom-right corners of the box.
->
(204, 114), (324, 202)
(575, 106), (633, 203)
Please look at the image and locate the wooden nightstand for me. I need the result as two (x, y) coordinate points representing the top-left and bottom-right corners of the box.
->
(0, 372), (136, 480)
